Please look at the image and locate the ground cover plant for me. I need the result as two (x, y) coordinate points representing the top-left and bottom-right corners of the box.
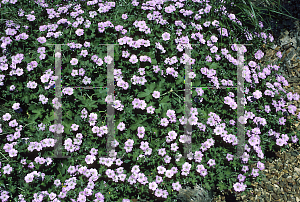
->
(0, 0), (300, 201)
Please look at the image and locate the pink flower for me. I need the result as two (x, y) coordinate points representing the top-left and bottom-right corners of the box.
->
(8, 149), (18, 157)
(228, 13), (236, 20)
(131, 165), (140, 174)
(276, 51), (282, 58)
(37, 37), (46, 44)
(12, 103), (20, 110)
(207, 159), (216, 167)
(24, 173), (34, 183)
(152, 91), (160, 99)
(85, 155), (96, 164)
(233, 182), (246, 192)
(255, 50), (264, 60)
(155, 189), (163, 198)
(117, 122), (125, 131)
(257, 161), (265, 171)
(199, 169), (207, 177)
(205, 55), (212, 62)
(71, 69), (78, 77)
(251, 168), (260, 177)
(188, 115), (198, 125)
(248, 61), (257, 68)
(278, 117), (286, 126)
(160, 118), (169, 127)
(149, 181), (158, 191)
(137, 132), (144, 139)
(276, 138), (285, 146)
(129, 54), (138, 64)
(253, 90), (262, 99)
(75, 29), (84, 37)
(162, 32), (170, 41)
(158, 148), (166, 157)
(210, 35), (218, 42)
(71, 124), (79, 131)
(157, 166), (166, 174)
(210, 45), (218, 53)
(292, 135), (298, 143)
(165, 170), (173, 178)
(122, 14), (128, 20)
(63, 87), (74, 96)
(70, 58), (78, 65)
(55, 52), (61, 58)
(26, 14), (36, 21)
(104, 56), (113, 64)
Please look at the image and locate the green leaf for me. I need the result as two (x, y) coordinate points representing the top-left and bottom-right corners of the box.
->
(62, 120), (73, 135)
(160, 95), (169, 103)
(193, 76), (202, 85)
(96, 87), (107, 95)
(205, 182), (211, 191)
(129, 119), (143, 131)
(224, 168), (231, 177)
(208, 62), (219, 69)
(22, 95), (30, 104)
(161, 103), (171, 115)
(176, 106), (184, 114)
(176, 75), (183, 85)
(64, 110), (73, 120)
(217, 181), (227, 191)
(137, 91), (150, 98)
(29, 108), (43, 122)
(78, 97), (98, 111)
(151, 58), (157, 65)
(155, 78), (165, 91)
(207, 107), (215, 114)
(43, 110), (55, 124)
(147, 82), (156, 93)
(175, 156), (186, 168)
(217, 171), (225, 181)
(198, 109), (208, 119)
(155, 106), (161, 114)
(145, 94), (151, 103)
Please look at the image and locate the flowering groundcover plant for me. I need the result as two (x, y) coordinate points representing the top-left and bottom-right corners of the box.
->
(0, 0), (300, 201)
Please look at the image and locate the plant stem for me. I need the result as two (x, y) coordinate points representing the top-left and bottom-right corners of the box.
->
(23, 122), (35, 128)
(161, 88), (173, 96)
(172, 92), (183, 101)
(0, 97), (9, 102)
(17, 187), (25, 192)
(0, 151), (10, 162)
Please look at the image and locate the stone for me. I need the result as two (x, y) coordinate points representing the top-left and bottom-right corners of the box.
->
(273, 184), (280, 193)
(240, 195), (246, 200)
(267, 185), (273, 191)
(177, 184), (213, 202)
(295, 167), (300, 174)
(283, 194), (288, 201)
(279, 30), (298, 50)
(257, 191), (261, 196)
(271, 193), (279, 200)
(287, 176), (294, 183)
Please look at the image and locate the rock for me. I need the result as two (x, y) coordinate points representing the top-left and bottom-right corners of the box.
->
(267, 185), (273, 191)
(294, 167), (300, 174)
(293, 173), (299, 180)
(277, 29), (298, 50)
(271, 193), (279, 200)
(273, 184), (280, 193)
(177, 184), (213, 202)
